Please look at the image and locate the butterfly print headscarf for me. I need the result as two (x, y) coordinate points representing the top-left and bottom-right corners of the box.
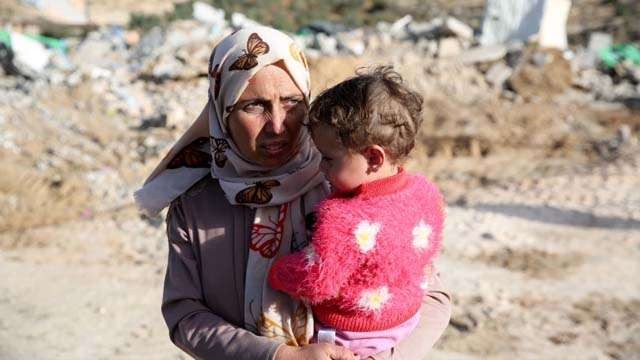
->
(135, 26), (326, 346)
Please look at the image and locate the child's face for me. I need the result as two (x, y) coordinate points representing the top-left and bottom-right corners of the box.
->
(311, 123), (370, 193)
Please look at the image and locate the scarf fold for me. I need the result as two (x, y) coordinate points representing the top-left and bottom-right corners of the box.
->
(134, 26), (324, 345)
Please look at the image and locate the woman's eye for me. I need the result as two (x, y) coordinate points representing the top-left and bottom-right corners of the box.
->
(244, 103), (265, 113)
(284, 98), (303, 108)
(321, 156), (332, 162)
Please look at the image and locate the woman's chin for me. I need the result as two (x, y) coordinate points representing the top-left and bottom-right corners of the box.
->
(258, 148), (295, 168)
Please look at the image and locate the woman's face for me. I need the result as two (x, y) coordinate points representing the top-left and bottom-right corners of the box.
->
(227, 63), (307, 168)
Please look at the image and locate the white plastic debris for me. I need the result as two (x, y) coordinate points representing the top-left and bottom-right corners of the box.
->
(481, 0), (571, 49)
(9, 31), (52, 75)
(231, 12), (261, 29)
(538, 0), (571, 49)
(193, 2), (225, 26)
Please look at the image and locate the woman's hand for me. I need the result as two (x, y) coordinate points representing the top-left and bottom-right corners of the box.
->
(275, 343), (360, 360)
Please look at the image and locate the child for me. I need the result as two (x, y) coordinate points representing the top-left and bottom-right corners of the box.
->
(268, 66), (444, 358)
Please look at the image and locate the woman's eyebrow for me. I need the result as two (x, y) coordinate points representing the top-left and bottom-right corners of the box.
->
(237, 95), (303, 103)
(281, 94), (303, 99)
(236, 97), (268, 104)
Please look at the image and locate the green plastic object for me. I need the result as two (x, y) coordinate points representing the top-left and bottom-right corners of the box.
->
(28, 34), (67, 53)
(0, 29), (67, 53)
(599, 44), (640, 69)
(0, 30), (11, 48)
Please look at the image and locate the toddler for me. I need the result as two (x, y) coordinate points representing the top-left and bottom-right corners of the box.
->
(268, 66), (444, 358)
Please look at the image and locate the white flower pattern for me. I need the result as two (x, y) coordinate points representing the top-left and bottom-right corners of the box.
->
(358, 286), (391, 312)
(354, 220), (381, 253)
(303, 245), (318, 267)
(420, 277), (429, 290)
(412, 220), (432, 249)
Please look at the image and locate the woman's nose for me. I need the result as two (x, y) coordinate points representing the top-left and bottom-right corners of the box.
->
(267, 105), (286, 135)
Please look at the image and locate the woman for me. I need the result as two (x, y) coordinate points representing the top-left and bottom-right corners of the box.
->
(135, 26), (451, 360)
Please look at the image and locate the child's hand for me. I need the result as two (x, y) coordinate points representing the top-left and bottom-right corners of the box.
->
(275, 343), (359, 360)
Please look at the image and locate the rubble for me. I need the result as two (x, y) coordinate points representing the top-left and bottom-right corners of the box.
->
(457, 44), (507, 65)
(509, 48), (572, 100)
(485, 62), (512, 89)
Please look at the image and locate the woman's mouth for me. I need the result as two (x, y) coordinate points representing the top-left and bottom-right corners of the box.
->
(261, 142), (288, 156)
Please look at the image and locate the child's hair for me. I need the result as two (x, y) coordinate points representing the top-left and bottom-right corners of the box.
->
(309, 65), (424, 164)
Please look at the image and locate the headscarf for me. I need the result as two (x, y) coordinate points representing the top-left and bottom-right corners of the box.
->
(134, 26), (327, 346)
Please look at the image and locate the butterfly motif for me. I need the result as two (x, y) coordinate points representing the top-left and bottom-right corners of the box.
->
(235, 180), (280, 205)
(167, 137), (211, 169)
(210, 136), (229, 167)
(289, 42), (308, 69)
(229, 33), (270, 71)
(210, 63), (222, 99)
(292, 301), (311, 345)
(250, 203), (288, 258)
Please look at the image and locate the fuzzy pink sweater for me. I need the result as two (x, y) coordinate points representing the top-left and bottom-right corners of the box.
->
(268, 169), (444, 332)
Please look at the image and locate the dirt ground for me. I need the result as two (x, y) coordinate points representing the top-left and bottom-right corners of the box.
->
(1, 14), (640, 359)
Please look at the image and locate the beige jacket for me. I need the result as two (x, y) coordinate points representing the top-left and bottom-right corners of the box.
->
(161, 176), (452, 359)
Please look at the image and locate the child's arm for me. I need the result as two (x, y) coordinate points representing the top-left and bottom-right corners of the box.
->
(268, 203), (364, 303)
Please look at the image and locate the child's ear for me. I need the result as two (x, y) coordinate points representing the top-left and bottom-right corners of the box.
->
(362, 145), (386, 171)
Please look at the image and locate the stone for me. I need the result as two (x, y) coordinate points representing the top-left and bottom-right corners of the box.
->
(485, 62), (513, 88)
(587, 32), (613, 54)
(509, 48), (572, 100)
(315, 33), (338, 55)
(438, 38), (462, 58)
(151, 54), (185, 80)
(124, 30), (141, 47)
(336, 30), (365, 56)
(231, 12), (261, 29)
(444, 17), (474, 40)
(73, 35), (115, 69)
(390, 15), (413, 40)
(406, 20), (439, 39)
(23, 0), (90, 27)
(457, 44), (507, 64)
(192, 2), (225, 26)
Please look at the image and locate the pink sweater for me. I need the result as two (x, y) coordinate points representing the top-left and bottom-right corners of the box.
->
(268, 169), (444, 332)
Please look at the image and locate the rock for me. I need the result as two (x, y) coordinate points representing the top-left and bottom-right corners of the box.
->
(305, 21), (345, 36)
(192, 2), (225, 26)
(444, 17), (474, 40)
(151, 54), (186, 80)
(336, 30), (365, 56)
(509, 48), (572, 100)
(587, 32), (613, 55)
(457, 44), (507, 64)
(130, 27), (165, 63)
(138, 114), (167, 130)
(124, 30), (141, 47)
(438, 38), (462, 58)
(485, 62), (512, 88)
(231, 12), (261, 29)
(164, 22), (208, 49)
(0, 43), (22, 77)
(406, 19), (439, 39)
(73, 33), (116, 70)
(390, 15), (413, 40)
(23, 0), (90, 27)
(315, 33), (338, 55)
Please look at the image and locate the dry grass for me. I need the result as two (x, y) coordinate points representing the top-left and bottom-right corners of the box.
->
(0, 158), (94, 246)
